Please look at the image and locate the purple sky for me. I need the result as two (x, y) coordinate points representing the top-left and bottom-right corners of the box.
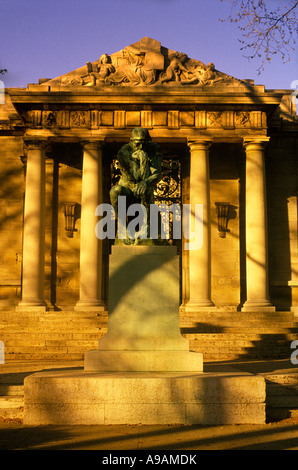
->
(0, 0), (297, 90)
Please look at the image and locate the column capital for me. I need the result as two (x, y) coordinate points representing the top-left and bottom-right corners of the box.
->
(243, 137), (270, 150)
(187, 139), (213, 151)
(81, 139), (105, 151)
(23, 137), (49, 151)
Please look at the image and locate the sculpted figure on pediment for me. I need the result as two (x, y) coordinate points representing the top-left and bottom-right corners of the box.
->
(91, 54), (115, 85)
(181, 62), (235, 87)
(52, 38), (244, 88)
(160, 51), (189, 84)
(81, 54), (115, 86)
(181, 62), (216, 86)
(105, 49), (158, 86)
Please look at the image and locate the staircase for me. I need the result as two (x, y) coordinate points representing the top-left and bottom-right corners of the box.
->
(1, 308), (298, 362)
(180, 310), (298, 361)
(0, 310), (108, 361)
(0, 308), (298, 422)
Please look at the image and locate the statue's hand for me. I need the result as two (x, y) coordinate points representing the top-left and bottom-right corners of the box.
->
(133, 181), (147, 198)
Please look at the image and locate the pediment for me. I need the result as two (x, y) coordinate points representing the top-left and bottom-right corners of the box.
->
(41, 37), (247, 88)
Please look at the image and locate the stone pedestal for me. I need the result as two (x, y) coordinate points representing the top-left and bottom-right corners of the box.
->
(85, 245), (203, 372)
(23, 244), (266, 425)
(24, 366), (266, 425)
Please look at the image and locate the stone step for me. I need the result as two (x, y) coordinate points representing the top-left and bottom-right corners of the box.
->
(180, 311), (296, 320)
(267, 408), (298, 422)
(5, 353), (85, 361)
(0, 384), (24, 396)
(265, 374), (298, 385)
(200, 349), (291, 357)
(267, 381), (298, 392)
(1, 309), (297, 362)
(180, 321), (298, 333)
(0, 395), (24, 409)
(185, 333), (298, 343)
(0, 408), (24, 421)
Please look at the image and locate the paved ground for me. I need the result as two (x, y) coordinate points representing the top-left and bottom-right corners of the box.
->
(2, 419), (298, 450)
(1, 359), (298, 450)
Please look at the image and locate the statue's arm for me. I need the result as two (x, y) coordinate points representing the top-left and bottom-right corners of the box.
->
(133, 146), (162, 198)
(147, 146), (162, 186)
(117, 145), (133, 175)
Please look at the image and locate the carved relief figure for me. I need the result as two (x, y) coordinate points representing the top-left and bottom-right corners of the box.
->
(94, 54), (115, 84)
(208, 111), (224, 127)
(71, 111), (86, 127)
(110, 128), (162, 241)
(42, 111), (57, 127)
(55, 39), (243, 88)
(235, 111), (250, 126)
(160, 52), (189, 83)
(83, 54), (115, 85)
(181, 62), (216, 86)
(106, 49), (157, 86)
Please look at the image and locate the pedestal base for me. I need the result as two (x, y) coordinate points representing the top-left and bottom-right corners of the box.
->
(24, 367), (266, 425)
(84, 349), (203, 372)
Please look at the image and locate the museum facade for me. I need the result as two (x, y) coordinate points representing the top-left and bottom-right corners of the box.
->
(0, 38), (297, 360)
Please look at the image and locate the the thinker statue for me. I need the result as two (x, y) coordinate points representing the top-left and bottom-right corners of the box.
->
(110, 127), (162, 242)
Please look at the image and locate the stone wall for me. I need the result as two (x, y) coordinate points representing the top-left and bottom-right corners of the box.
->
(52, 161), (82, 309)
(0, 135), (24, 308)
(267, 133), (298, 310)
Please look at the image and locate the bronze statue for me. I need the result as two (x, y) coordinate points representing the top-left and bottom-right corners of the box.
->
(110, 128), (162, 242)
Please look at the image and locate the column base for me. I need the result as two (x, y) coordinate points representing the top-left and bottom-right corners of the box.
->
(184, 300), (216, 312)
(241, 301), (276, 312)
(74, 300), (105, 312)
(291, 306), (298, 317)
(16, 300), (47, 312)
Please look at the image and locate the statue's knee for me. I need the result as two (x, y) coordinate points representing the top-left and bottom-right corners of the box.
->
(110, 185), (121, 202)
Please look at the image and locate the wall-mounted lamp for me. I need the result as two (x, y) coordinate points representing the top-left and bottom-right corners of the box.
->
(215, 202), (231, 238)
(64, 202), (80, 238)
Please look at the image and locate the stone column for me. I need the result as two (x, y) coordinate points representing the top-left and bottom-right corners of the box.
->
(184, 139), (215, 311)
(75, 140), (105, 311)
(242, 138), (275, 312)
(17, 139), (47, 311)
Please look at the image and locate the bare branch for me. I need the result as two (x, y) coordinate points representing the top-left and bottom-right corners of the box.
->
(219, 0), (298, 73)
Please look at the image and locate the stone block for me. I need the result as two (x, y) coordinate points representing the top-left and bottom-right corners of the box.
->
(84, 245), (202, 372)
(24, 367), (266, 425)
(85, 350), (203, 372)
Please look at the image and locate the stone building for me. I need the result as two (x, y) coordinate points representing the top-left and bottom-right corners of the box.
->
(0, 37), (297, 362)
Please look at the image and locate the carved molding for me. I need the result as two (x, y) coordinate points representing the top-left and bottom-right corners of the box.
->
(26, 109), (267, 131)
(70, 111), (89, 128)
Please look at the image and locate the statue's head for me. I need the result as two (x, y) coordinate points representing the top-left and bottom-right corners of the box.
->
(130, 128), (151, 152)
(100, 54), (111, 64)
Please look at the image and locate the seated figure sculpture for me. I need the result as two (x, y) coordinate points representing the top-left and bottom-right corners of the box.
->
(110, 128), (162, 242)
